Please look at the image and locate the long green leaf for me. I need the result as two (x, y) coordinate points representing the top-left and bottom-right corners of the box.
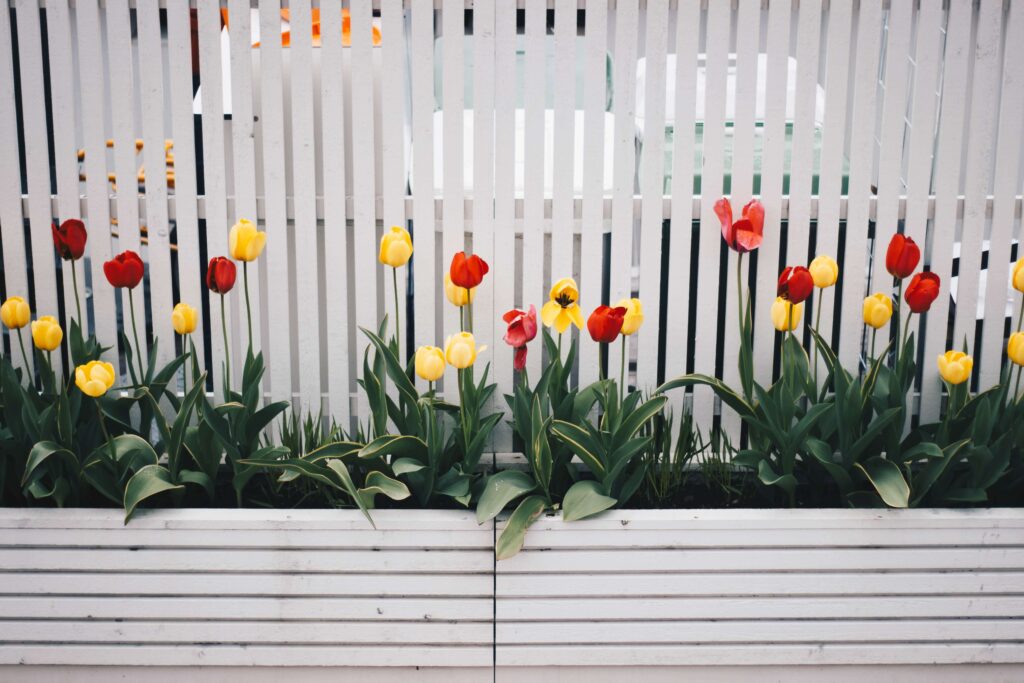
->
(476, 470), (537, 523)
(495, 495), (547, 561)
(855, 457), (910, 508)
(123, 465), (184, 522)
(562, 479), (617, 521)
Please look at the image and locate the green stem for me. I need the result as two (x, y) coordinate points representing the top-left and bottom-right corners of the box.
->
(1017, 297), (1024, 332)
(900, 310), (913, 359)
(557, 332), (563, 359)
(96, 399), (116, 459)
(813, 290), (824, 389)
(620, 334), (626, 401)
(220, 293), (231, 394)
(871, 327), (877, 362)
(15, 328), (30, 378)
(736, 253), (745, 343)
(466, 289), (473, 334)
(128, 289), (145, 382)
(70, 263), (82, 325)
(1014, 365), (1021, 403)
(243, 261), (253, 355)
(392, 267), (401, 351)
(599, 342), (606, 381)
(457, 368), (469, 451)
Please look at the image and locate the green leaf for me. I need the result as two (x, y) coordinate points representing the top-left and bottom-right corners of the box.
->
(855, 457), (910, 508)
(305, 441), (364, 463)
(550, 420), (605, 475)
(495, 495), (547, 561)
(357, 471), (411, 507)
(22, 441), (78, 487)
(615, 395), (668, 446)
(392, 457), (427, 475)
(325, 459), (373, 525)
(358, 434), (428, 461)
(657, 374), (755, 419)
(562, 480), (617, 522)
(757, 459), (798, 497)
(123, 465), (184, 522)
(910, 439), (970, 506)
(476, 470), (537, 523)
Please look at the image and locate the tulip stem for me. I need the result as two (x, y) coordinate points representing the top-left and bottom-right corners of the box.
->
(243, 262), (253, 355)
(1017, 298), (1023, 332)
(1014, 366), (1021, 403)
(900, 310), (913, 359)
(220, 293), (231, 394)
(813, 291), (824, 390)
(620, 335), (626, 401)
(599, 343), (606, 381)
(128, 290), (145, 382)
(736, 253), (745, 342)
(428, 380), (434, 397)
(15, 328), (31, 379)
(96, 399), (116, 465)
(466, 291), (473, 334)
(70, 263), (83, 325)
(392, 267), (401, 353)
(871, 328), (877, 362)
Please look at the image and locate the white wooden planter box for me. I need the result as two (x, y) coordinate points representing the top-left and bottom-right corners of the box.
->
(0, 509), (494, 682)
(495, 509), (1024, 682)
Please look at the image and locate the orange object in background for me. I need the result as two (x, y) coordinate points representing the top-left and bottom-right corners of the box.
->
(226, 8), (382, 47)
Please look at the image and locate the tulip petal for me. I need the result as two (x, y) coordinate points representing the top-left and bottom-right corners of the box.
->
(567, 304), (585, 330)
(540, 301), (561, 327)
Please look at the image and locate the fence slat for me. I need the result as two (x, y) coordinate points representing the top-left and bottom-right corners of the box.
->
(441, 0), (464, 373)
(166, 0), (207, 383)
(636, 0), (668, 393)
(136, 0), (176, 373)
(550, 0), (576, 310)
(608, 0), (637, 328)
(522, 0), (546, 381)
(979, 0), (1024, 386)
(785, 0), (821, 267)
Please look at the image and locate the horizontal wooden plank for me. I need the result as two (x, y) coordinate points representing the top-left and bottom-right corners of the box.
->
(496, 619), (1024, 644)
(498, 548), (1024, 573)
(0, 620), (489, 646)
(0, 596), (491, 621)
(0, 548), (491, 573)
(0, 666), (492, 683)
(0, 644), (493, 668)
(0, 572), (494, 597)
(494, 664), (1024, 682)
(497, 572), (1024, 597)
(495, 642), (1024, 667)
(497, 595), (1024, 621)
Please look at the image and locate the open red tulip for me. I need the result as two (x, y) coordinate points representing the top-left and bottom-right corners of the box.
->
(103, 250), (144, 289)
(777, 266), (814, 305)
(904, 271), (940, 313)
(715, 198), (764, 253)
(587, 305), (626, 344)
(503, 305), (538, 371)
(52, 218), (88, 261)
(450, 251), (489, 289)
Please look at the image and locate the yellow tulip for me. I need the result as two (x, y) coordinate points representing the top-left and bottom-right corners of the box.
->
(379, 225), (413, 268)
(540, 277), (584, 334)
(75, 360), (116, 397)
(616, 298), (644, 336)
(172, 303), (198, 335)
(809, 255), (839, 289)
(1014, 258), (1024, 293)
(444, 331), (485, 369)
(0, 296), (30, 329)
(1008, 332), (1024, 367)
(937, 350), (973, 385)
(444, 274), (476, 307)
(863, 293), (893, 329)
(31, 316), (63, 351)
(770, 297), (802, 332)
(229, 218), (267, 262)
(415, 346), (446, 382)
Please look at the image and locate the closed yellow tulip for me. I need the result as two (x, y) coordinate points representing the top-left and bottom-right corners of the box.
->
(229, 219), (267, 262)
(31, 316), (63, 351)
(540, 277), (584, 334)
(415, 346), (446, 382)
(0, 296), (30, 329)
(770, 297), (802, 332)
(444, 331), (485, 369)
(616, 298), (644, 336)
(171, 303), (198, 335)
(937, 350), (973, 385)
(75, 360), (116, 397)
(1014, 258), (1024, 293)
(444, 273), (476, 307)
(1008, 332), (1024, 367)
(863, 293), (893, 329)
(809, 255), (839, 289)
(379, 226), (413, 268)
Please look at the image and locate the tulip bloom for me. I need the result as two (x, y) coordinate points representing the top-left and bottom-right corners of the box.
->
(503, 305), (538, 372)
(76, 360), (116, 398)
(905, 271), (941, 313)
(616, 298), (644, 336)
(863, 293), (893, 329)
(777, 266), (814, 304)
(449, 251), (489, 289)
(541, 278), (584, 334)
(379, 226), (413, 268)
(715, 197), (764, 253)
(1, 296), (30, 330)
(937, 350), (972, 386)
(206, 257), (237, 294)
(809, 255), (839, 289)
(415, 346), (445, 383)
(172, 303), (198, 335)
(587, 305), (626, 344)
(52, 218), (87, 261)
(886, 234), (920, 279)
(229, 219), (267, 262)
(770, 297), (802, 332)
(103, 250), (145, 289)
(445, 331), (485, 370)
(1008, 332), (1024, 367)
(444, 274), (476, 307)
(1014, 257), (1024, 293)
(31, 315), (63, 351)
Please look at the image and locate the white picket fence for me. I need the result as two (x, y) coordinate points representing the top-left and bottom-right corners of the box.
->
(1, 0), (1023, 448)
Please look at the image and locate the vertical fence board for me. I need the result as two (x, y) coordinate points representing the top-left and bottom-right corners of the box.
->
(523, 0), (545, 381)
(785, 0), (821, 266)
(636, 0), (668, 393)
(550, 0), (576, 298)
(441, 0), (464, 365)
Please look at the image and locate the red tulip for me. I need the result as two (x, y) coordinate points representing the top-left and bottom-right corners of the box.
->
(52, 218), (88, 260)
(885, 233), (920, 279)
(777, 266), (814, 305)
(905, 271), (940, 313)
(206, 256), (237, 294)
(449, 251), (489, 289)
(587, 305), (626, 344)
(503, 305), (538, 371)
(715, 197), (764, 253)
(103, 250), (144, 289)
